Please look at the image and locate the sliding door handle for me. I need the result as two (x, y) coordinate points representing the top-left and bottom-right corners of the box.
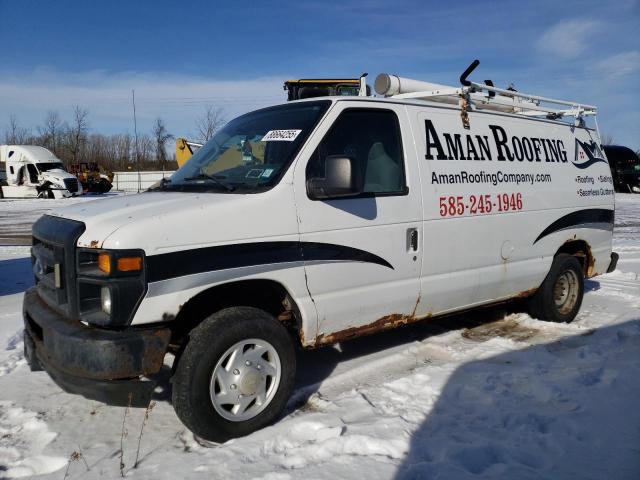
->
(407, 228), (418, 252)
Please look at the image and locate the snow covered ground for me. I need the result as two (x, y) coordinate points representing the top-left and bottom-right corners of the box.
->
(0, 195), (638, 479)
(0, 194), (120, 245)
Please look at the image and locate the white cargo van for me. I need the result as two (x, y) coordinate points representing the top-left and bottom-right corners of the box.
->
(23, 62), (616, 442)
(0, 145), (82, 198)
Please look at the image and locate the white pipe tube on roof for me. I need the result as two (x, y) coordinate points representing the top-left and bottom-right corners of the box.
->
(375, 73), (537, 113)
(374, 74), (455, 97)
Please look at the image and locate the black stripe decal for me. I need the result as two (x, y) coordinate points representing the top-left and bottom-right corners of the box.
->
(146, 241), (393, 283)
(534, 208), (614, 244)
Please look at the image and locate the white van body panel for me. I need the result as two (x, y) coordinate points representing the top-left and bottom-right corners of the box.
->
(45, 96), (614, 346)
(410, 103), (614, 318)
(56, 185), (317, 337)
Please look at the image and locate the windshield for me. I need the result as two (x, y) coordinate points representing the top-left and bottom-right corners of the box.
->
(37, 162), (65, 172)
(164, 100), (330, 192)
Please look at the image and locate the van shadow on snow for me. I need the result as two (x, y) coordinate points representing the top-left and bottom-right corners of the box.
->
(0, 257), (33, 296)
(394, 318), (640, 480)
(584, 278), (601, 292)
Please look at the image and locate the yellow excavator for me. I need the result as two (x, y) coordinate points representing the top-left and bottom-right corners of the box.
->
(69, 162), (114, 193)
(175, 138), (203, 168)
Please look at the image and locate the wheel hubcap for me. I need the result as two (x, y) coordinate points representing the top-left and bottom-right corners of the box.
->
(554, 269), (579, 315)
(239, 369), (261, 395)
(209, 339), (281, 422)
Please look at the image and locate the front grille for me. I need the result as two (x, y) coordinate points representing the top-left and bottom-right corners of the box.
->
(64, 178), (79, 193)
(32, 238), (67, 307)
(31, 215), (85, 319)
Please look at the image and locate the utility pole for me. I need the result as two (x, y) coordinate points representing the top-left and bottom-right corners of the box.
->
(132, 89), (141, 193)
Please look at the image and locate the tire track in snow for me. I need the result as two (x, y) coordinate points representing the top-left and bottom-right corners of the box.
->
(0, 330), (25, 378)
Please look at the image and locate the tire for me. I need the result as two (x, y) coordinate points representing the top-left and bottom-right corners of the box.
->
(99, 178), (112, 193)
(172, 306), (296, 442)
(528, 254), (584, 323)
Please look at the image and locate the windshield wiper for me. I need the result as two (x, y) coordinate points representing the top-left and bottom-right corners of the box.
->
(149, 177), (171, 191)
(184, 170), (236, 192)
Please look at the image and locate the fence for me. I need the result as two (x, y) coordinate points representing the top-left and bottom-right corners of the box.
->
(112, 170), (175, 192)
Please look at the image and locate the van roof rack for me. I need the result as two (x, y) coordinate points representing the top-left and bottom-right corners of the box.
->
(374, 60), (597, 126)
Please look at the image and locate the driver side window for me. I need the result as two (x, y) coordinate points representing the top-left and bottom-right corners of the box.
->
(306, 108), (406, 195)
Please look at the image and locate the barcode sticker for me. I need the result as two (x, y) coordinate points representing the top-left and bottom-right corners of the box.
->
(261, 129), (302, 142)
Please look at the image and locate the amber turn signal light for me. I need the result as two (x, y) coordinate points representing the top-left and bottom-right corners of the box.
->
(117, 256), (142, 272)
(98, 252), (111, 274)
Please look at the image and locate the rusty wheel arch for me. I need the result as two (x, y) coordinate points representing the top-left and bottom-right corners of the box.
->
(168, 279), (303, 351)
(555, 239), (594, 277)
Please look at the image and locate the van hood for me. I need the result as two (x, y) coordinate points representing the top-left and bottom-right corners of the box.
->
(49, 189), (297, 253)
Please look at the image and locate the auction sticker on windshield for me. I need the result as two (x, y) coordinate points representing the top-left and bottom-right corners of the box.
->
(262, 129), (302, 141)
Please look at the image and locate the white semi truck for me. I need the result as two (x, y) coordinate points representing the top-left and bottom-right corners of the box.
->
(0, 145), (82, 198)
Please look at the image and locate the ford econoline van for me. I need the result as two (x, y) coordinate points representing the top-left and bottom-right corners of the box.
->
(23, 64), (617, 442)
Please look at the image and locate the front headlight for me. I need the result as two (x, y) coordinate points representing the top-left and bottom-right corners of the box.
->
(101, 286), (112, 314)
(76, 248), (146, 327)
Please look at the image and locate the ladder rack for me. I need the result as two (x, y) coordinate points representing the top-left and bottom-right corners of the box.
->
(377, 60), (597, 125)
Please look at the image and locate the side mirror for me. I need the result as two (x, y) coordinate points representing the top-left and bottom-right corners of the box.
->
(307, 155), (362, 199)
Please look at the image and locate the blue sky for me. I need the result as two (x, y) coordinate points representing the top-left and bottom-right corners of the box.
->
(0, 0), (638, 148)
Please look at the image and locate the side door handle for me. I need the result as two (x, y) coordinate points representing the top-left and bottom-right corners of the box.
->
(407, 228), (419, 252)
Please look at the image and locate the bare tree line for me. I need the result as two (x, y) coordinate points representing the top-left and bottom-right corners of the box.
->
(195, 106), (226, 142)
(2, 106), (226, 171)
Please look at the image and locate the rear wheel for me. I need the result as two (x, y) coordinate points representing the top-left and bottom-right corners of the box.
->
(172, 307), (296, 442)
(528, 254), (584, 323)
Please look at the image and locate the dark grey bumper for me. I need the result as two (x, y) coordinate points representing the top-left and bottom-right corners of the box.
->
(23, 287), (171, 407)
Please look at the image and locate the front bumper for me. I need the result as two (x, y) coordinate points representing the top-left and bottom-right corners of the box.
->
(23, 287), (170, 407)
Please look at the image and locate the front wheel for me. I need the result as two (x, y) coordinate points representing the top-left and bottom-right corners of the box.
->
(172, 307), (296, 443)
(98, 179), (112, 193)
(528, 254), (584, 323)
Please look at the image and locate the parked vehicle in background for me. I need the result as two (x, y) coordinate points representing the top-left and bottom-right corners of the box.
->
(0, 145), (82, 198)
(603, 145), (640, 193)
(284, 76), (369, 101)
(23, 61), (617, 443)
(69, 162), (114, 194)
